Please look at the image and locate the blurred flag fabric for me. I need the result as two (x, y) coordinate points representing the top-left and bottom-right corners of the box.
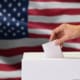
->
(0, 0), (28, 80)
(28, 0), (80, 51)
(0, 0), (80, 80)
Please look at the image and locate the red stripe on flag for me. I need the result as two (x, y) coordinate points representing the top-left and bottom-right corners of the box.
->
(0, 52), (23, 57)
(29, 34), (49, 38)
(67, 38), (80, 43)
(62, 47), (80, 51)
(28, 22), (80, 29)
(29, 9), (80, 16)
(0, 63), (21, 71)
(0, 46), (43, 56)
(28, 22), (59, 29)
(0, 46), (79, 56)
(0, 78), (21, 80)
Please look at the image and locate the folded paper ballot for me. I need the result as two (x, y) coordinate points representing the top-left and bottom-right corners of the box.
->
(42, 41), (64, 58)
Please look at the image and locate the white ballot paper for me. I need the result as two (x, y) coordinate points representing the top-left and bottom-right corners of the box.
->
(42, 41), (64, 58)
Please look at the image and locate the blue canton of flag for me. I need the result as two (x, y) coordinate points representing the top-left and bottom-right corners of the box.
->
(0, 0), (28, 39)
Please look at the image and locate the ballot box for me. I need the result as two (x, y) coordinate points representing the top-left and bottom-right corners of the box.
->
(22, 52), (80, 80)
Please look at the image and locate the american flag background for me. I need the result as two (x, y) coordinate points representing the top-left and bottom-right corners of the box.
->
(0, 0), (80, 80)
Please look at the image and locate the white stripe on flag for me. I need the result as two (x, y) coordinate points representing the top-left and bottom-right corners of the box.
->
(29, 15), (80, 23)
(0, 38), (80, 49)
(0, 70), (21, 78)
(0, 38), (48, 49)
(29, 2), (80, 9)
(28, 29), (52, 35)
(64, 43), (80, 49)
(0, 55), (22, 64)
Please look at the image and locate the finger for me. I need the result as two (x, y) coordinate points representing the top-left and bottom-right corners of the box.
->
(49, 31), (55, 41)
(60, 43), (64, 48)
(54, 24), (65, 33)
(49, 27), (63, 41)
(55, 35), (69, 45)
(49, 24), (65, 41)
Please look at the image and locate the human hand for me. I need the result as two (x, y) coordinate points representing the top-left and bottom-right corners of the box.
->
(50, 24), (80, 46)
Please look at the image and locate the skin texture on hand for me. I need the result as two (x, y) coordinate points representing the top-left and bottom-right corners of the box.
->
(50, 24), (80, 46)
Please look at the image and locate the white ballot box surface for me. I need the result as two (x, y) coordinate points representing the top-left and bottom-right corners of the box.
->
(22, 52), (80, 80)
